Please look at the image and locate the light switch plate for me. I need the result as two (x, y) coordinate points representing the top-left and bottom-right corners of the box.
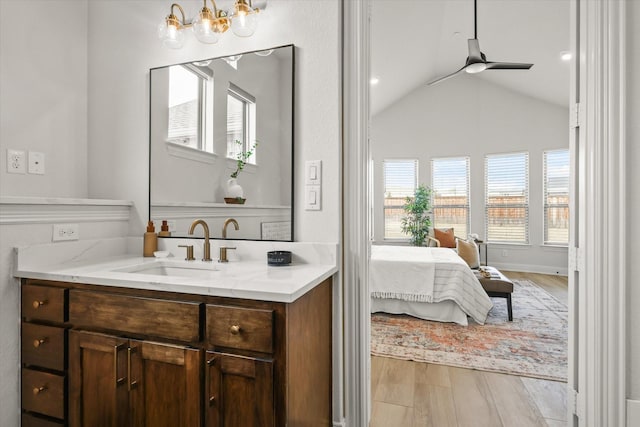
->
(305, 160), (322, 185)
(305, 185), (321, 211)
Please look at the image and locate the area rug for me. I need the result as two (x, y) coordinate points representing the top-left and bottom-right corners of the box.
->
(370, 279), (568, 382)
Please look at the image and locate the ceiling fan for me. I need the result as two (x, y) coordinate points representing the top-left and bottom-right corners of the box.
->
(427, 0), (534, 86)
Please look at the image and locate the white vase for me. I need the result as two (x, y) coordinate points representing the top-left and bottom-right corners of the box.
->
(226, 178), (244, 198)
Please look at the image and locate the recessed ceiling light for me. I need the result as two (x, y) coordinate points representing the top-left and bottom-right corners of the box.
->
(560, 51), (572, 61)
(370, 77), (380, 85)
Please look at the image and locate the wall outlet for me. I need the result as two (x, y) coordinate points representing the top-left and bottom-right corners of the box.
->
(53, 224), (79, 241)
(7, 149), (26, 174)
(502, 250), (508, 257)
(28, 151), (45, 174)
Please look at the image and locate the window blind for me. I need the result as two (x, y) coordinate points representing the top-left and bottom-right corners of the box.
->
(485, 152), (529, 243)
(431, 157), (470, 237)
(543, 149), (570, 245)
(383, 159), (418, 239)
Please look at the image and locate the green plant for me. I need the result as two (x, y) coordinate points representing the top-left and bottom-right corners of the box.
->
(230, 140), (258, 179)
(400, 185), (433, 246)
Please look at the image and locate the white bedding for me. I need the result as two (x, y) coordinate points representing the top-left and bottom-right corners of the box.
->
(370, 246), (493, 325)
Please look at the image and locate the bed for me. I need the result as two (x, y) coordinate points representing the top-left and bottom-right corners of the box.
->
(370, 245), (493, 326)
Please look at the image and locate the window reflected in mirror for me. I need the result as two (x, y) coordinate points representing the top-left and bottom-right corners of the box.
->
(227, 83), (256, 163)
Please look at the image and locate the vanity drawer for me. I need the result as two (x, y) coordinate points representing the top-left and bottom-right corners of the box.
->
(22, 368), (65, 420)
(69, 290), (201, 342)
(22, 413), (64, 427)
(22, 285), (67, 323)
(207, 305), (274, 353)
(22, 323), (66, 371)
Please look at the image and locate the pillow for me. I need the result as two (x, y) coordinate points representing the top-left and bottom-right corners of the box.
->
(457, 238), (480, 269)
(434, 228), (456, 248)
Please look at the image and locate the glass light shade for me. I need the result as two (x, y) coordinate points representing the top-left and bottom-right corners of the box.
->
(192, 9), (220, 44)
(230, 2), (258, 37)
(158, 19), (185, 49)
(465, 62), (487, 74)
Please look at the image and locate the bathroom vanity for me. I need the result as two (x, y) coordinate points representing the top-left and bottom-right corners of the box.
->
(16, 240), (336, 427)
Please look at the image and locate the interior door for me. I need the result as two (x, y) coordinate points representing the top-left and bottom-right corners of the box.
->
(128, 340), (202, 427)
(68, 330), (129, 427)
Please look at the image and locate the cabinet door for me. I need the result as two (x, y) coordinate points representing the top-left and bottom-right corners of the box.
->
(69, 330), (129, 427)
(129, 340), (201, 427)
(206, 351), (274, 427)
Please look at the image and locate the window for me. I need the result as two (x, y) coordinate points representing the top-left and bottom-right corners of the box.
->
(485, 152), (529, 243)
(167, 65), (213, 153)
(227, 83), (257, 163)
(543, 149), (570, 245)
(383, 159), (418, 239)
(431, 157), (470, 238)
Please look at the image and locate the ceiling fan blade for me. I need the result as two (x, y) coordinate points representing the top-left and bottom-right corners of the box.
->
(467, 39), (483, 61)
(426, 65), (467, 86)
(485, 61), (534, 70)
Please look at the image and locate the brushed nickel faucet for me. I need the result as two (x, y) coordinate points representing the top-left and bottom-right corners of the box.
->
(188, 219), (212, 262)
(222, 218), (239, 239)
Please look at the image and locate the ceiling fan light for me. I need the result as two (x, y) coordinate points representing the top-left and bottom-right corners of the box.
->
(466, 63), (487, 74)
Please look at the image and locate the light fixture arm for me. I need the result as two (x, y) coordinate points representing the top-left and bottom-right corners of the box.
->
(170, 3), (187, 26)
(205, 0), (223, 17)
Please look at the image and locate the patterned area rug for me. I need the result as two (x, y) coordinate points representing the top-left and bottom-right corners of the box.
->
(371, 279), (568, 382)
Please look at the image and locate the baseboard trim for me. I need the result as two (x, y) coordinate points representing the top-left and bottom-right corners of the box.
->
(488, 262), (568, 276)
(628, 399), (640, 427)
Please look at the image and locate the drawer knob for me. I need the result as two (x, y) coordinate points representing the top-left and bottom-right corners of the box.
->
(32, 386), (46, 395)
(32, 300), (47, 309)
(229, 325), (241, 335)
(209, 396), (216, 406)
(33, 338), (47, 348)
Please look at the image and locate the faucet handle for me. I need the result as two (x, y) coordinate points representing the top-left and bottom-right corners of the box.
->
(218, 247), (236, 263)
(178, 245), (195, 261)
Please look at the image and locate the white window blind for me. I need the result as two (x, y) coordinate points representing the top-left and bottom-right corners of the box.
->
(543, 149), (570, 245)
(485, 152), (529, 243)
(431, 157), (470, 238)
(383, 159), (418, 239)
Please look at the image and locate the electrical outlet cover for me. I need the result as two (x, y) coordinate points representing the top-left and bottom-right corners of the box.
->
(7, 149), (26, 174)
(28, 151), (45, 174)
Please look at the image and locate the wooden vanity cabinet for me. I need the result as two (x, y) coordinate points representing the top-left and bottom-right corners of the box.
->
(20, 277), (332, 427)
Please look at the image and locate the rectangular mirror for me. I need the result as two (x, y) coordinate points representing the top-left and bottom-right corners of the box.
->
(149, 45), (294, 241)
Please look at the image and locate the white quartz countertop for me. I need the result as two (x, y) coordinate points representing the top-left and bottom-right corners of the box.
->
(14, 238), (338, 303)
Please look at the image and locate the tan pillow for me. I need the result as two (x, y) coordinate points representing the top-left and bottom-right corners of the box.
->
(457, 238), (480, 269)
(434, 228), (456, 248)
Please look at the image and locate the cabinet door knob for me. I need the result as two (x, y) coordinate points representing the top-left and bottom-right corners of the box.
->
(230, 325), (241, 335)
(32, 300), (47, 309)
(32, 386), (46, 395)
(33, 338), (47, 348)
(209, 396), (216, 406)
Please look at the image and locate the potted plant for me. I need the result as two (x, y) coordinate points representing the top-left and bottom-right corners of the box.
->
(400, 185), (432, 246)
(225, 140), (258, 204)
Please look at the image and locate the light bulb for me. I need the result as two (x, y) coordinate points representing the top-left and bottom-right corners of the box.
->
(230, 1), (258, 37)
(193, 9), (220, 44)
(158, 19), (185, 49)
(465, 62), (487, 74)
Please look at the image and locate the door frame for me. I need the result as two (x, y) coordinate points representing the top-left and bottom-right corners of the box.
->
(341, 0), (628, 426)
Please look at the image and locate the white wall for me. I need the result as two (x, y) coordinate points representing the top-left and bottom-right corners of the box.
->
(87, 0), (341, 242)
(371, 74), (569, 274)
(627, 0), (640, 402)
(0, 0), (88, 198)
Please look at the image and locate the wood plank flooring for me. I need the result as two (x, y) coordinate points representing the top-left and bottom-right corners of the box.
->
(370, 271), (568, 427)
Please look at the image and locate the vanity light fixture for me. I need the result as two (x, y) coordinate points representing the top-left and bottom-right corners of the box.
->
(158, 0), (265, 49)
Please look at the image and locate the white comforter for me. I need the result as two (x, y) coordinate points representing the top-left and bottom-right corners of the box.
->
(370, 245), (493, 324)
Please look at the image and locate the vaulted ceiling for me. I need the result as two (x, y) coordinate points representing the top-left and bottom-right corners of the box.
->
(371, 0), (570, 116)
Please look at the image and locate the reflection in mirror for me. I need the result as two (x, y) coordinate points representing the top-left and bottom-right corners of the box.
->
(149, 45), (293, 241)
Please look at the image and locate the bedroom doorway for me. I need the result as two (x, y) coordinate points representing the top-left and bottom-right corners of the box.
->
(367, 0), (573, 426)
(342, 0), (628, 425)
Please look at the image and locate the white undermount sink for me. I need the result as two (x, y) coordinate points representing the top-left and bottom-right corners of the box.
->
(114, 260), (221, 279)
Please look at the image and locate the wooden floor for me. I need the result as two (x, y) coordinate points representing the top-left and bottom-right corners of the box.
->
(370, 271), (568, 427)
